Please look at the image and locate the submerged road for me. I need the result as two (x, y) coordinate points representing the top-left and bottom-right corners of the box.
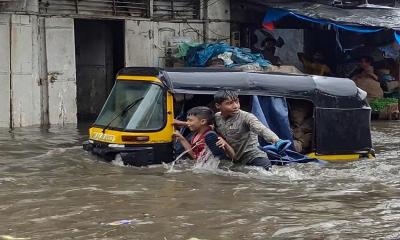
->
(0, 121), (399, 239)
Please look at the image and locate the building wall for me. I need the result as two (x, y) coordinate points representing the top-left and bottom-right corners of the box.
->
(0, 14), (10, 128)
(0, 0), (38, 12)
(207, 0), (230, 43)
(44, 18), (77, 126)
(10, 14), (41, 127)
(230, 3), (304, 69)
(0, 0), (231, 128)
(126, 21), (204, 67)
(0, 14), (42, 128)
(124, 0), (231, 68)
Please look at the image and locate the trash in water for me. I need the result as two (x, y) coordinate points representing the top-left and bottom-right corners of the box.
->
(0, 236), (30, 240)
(107, 219), (137, 226)
(106, 219), (154, 226)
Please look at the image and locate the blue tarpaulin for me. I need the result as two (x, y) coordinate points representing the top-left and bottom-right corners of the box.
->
(261, 140), (322, 165)
(185, 43), (271, 67)
(263, 8), (383, 33)
(394, 31), (400, 44)
(251, 96), (320, 165)
(263, 8), (400, 45)
(251, 96), (293, 146)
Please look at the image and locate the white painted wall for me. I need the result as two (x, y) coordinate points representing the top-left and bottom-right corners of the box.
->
(208, 22), (230, 43)
(153, 22), (179, 67)
(10, 14), (41, 127)
(0, 0), (232, 128)
(125, 20), (153, 67)
(124, 0), (230, 68)
(207, 0), (230, 20)
(45, 18), (77, 126)
(180, 22), (203, 42)
(0, 14), (10, 128)
(125, 21), (203, 67)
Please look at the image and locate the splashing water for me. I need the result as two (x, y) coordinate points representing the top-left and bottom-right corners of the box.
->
(193, 150), (220, 171)
(111, 154), (125, 167)
(167, 148), (194, 173)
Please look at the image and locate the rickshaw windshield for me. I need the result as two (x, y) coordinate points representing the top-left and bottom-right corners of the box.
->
(94, 80), (166, 131)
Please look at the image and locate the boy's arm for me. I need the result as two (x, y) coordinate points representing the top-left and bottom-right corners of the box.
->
(216, 137), (236, 160)
(224, 143), (236, 160)
(173, 119), (188, 128)
(173, 131), (195, 159)
(245, 113), (280, 143)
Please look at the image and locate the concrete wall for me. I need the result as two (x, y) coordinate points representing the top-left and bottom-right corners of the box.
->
(125, 20), (153, 67)
(0, 14), (10, 128)
(0, 0), (38, 13)
(125, 0), (231, 68)
(207, 0), (230, 42)
(10, 15), (41, 127)
(3, 15), (76, 128)
(0, 0), (232, 128)
(45, 18), (77, 126)
(125, 21), (204, 67)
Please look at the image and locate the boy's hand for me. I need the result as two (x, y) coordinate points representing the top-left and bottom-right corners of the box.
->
(216, 137), (228, 149)
(173, 119), (188, 128)
(272, 138), (280, 144)
(173, 130), (185, 141)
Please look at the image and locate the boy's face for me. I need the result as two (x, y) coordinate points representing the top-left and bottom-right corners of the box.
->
(216, 97), (240, 117)
(187, 115), (207, 132)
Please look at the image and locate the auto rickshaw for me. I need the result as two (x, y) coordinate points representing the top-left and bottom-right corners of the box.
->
(83, 67), (374, 166)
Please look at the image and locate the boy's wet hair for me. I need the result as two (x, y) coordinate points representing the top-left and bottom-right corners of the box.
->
(187, 106), (214, 124)
(214, 90), (239, 104)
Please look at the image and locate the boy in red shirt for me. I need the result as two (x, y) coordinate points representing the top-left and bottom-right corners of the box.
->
(174, 106), (235, 161)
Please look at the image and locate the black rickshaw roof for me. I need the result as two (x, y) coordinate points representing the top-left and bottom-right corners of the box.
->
(118, 67), (366, 108)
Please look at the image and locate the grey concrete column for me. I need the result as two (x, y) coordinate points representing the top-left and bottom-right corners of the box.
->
(0, 14), (11, 128)
(125, 20), (154, 67)
(38, 17), (49, 126)
(44, 17), (77, 126)
(10, 14), (41, 127)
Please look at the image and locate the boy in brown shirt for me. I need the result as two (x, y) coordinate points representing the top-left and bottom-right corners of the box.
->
(214, 90), (281, 170)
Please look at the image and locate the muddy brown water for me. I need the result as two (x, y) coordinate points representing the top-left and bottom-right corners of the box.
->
(0, 122), (399, 240)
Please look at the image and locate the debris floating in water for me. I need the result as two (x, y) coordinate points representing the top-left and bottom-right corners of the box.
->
(0, 236), (30, 240)
(107, 219), (137, 226)
(106, 219), (154, 226)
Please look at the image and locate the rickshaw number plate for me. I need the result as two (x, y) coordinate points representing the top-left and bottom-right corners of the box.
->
(92, 132), (116, 142)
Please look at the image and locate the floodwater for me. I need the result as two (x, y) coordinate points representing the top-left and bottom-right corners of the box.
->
(0, 122), (399, 240)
